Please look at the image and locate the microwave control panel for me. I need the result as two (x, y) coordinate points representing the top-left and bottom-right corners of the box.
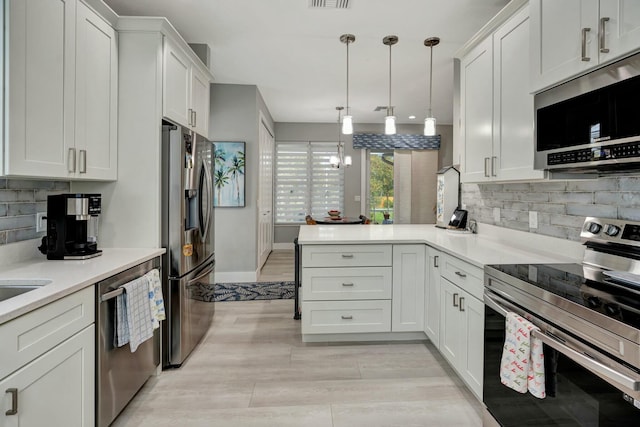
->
(547, 141), (640, 165)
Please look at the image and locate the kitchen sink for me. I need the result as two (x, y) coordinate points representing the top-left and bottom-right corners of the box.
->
(0, 279), (52, 302)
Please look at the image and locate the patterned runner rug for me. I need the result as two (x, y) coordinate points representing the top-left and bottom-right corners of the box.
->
(212, 281), (295, 302)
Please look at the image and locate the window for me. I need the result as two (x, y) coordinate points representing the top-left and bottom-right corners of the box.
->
(367, 150), (394, 224)
(275, 141), (344, 223)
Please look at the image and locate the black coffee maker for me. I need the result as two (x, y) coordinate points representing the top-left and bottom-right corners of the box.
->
(39, 194), (102, 260)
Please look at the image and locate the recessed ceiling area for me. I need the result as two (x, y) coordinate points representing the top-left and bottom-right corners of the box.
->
(103, 0), (510, 125)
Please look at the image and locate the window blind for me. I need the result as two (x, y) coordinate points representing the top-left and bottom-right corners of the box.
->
(275, 142), (344, 223)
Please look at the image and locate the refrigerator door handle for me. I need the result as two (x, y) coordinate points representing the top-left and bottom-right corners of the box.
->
(192, 259), (215, 283)
(199, 156), (213, 242)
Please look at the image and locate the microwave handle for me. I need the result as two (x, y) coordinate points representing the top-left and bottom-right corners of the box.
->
(581, 27), (591, 61)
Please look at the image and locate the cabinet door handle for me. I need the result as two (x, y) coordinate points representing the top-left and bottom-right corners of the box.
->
(491, 156), (497, 177)
(342, 282), (354, 287)
(459, 297), (465, 312)
(67, 148), (76, 173)
(484, 157), (490, 177)
(341, 254), (354, 259)
(455, 271), (467, 278)
(193, 110), (197, 127)
(188, 108), (193, 126)
(599, 17), (610, 53)
(581, 27), (591, 61)
(434, 255), (439, 268)
(79, 149), (87, 174)
(341, 315), (353, 320)
(5, 388), (18, 416)
(453, 293), (459, 307)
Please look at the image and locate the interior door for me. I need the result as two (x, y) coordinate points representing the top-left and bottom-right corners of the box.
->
(257, 118), (274, 269)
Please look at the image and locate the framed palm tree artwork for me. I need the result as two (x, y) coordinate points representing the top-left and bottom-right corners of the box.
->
(213, 142), (245, 207)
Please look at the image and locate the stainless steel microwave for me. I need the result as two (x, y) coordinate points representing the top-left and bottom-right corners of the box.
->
(534, 52), (640, 173)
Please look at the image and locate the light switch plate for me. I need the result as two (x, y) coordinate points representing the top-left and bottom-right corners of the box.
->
(354, 195), (361, 202)
(529, 211), (538, 229)
(36, 212), (47, 232)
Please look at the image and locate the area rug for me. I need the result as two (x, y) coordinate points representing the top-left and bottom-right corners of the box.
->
(211, 281), (295, 302)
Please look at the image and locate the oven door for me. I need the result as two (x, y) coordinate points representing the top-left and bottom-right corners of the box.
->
(483, 290), (640, 426)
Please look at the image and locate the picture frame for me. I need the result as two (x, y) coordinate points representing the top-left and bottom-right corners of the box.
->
(213, 141), (245, 207)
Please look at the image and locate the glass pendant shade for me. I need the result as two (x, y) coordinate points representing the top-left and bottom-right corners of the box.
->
(344, 155), (352, 166)
(424, 116), (436, 136)
(330, 155), (340, 167)
(385, 115), (396, 135)
(342, 115), (353, 135)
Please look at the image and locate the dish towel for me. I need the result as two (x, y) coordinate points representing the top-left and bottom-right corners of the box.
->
(500, 312), (546, 399)
(146, 269), (166, 329)
(116, 277), (155, 352)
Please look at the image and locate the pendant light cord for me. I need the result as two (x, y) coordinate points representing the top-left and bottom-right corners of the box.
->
(428, 44), (433, 117)
(346, 40), (350, 115)
(388, 43), (392, 114)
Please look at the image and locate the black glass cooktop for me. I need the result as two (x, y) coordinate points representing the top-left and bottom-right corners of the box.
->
(488, 263), (640, 330)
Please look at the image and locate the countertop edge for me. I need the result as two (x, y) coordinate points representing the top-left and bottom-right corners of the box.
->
(0, 248), (166, 325)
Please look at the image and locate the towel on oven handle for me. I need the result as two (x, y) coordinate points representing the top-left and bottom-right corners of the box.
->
(146, 269), (165, 329)
(500, 312), (546, 399)
(114, 277), (155, 352)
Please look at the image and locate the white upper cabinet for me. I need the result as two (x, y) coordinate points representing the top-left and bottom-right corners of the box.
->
(164, 39), (211, 136)
(531, 0), (640, 93)
(75, 1), (118, 180)
(459, 4), (544, 183)
(4, 0), (117, 180)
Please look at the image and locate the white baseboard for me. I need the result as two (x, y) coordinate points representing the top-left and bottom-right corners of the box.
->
(273, 242), (294, 250)
(215, 271), (257, 283)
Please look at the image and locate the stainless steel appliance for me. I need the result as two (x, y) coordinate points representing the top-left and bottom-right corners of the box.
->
(483, 217), (640, 426)
(161, 121), (215, 368)
(39, 193), (102, 260)
(97, 257), (161, 427)
(535, 52), (640, 173)
(435, 166), (460, 228)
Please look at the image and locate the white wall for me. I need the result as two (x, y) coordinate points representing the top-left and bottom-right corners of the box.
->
(209, 84), (274, 282)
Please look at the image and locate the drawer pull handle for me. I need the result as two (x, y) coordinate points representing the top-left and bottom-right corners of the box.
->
(455, 271), (467, 278)
(5, 388), (18, 416)
(581, 27), (591, 61)
(342, 282), (354, 287)
(459, 297), (465, 312)
(453, 293), (459, 307)
(434, 255), (439, 268)
(341, 315), (353, 320)
(341, 254), (354, 258)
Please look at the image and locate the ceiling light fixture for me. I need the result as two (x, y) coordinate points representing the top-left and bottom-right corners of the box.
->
(330, 106), (352, 168)
(424, 37), (440, 136)
(340, 34), (355, 135)
(383, 35), (398, 135)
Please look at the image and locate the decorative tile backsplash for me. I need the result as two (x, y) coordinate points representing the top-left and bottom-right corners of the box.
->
(0, 179), (70, 245)
(462, 176), (640, 241)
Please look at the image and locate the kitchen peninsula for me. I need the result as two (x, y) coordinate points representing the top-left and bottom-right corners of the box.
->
(297, 223), (583, 399)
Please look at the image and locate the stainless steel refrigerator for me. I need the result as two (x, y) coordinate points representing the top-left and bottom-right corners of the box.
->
(161, 121), (215, 368)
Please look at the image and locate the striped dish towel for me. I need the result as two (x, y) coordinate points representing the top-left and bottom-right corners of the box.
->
(500, 312), (546, 399)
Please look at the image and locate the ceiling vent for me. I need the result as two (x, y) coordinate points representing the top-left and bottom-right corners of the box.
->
(309, 0), (351, 9)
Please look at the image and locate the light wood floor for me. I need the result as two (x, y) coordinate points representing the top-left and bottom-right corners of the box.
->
(112, 298), (483, 426)
(257, 249), (295, 283)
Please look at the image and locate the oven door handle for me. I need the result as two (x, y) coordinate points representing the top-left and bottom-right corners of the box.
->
(531, 330), (640, 392)
(484, 291), (640, 393)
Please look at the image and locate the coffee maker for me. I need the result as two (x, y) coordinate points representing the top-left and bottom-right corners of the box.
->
(39, 194), (102, 260)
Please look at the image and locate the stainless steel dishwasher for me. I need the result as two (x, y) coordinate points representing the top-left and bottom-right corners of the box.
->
(96, 257), (161, 427)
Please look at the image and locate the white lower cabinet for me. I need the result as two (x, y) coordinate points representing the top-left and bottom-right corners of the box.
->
(424, 247), (441, 346)
(439, 277), (484, 400)
(302, 300), (391, 334)
(392, 245), (425, 332)
(0, 287), (95, 426)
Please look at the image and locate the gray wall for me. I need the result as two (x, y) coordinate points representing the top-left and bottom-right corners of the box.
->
(462, 176), (640, 241)
(210, 84), (274, 276)
(0, 179), (70, 245)
(274, 123), (453, 244)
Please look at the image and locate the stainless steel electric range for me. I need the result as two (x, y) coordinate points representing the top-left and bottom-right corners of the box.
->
(484, 217), (640, 427)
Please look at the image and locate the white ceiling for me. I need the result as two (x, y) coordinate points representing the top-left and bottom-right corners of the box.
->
(103, 0), (510, 125)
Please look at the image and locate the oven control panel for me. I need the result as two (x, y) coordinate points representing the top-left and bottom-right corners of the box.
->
(580, 217), (640, 247)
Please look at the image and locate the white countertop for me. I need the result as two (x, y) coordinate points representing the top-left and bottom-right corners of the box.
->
(0, 248), (165, 325)
(297, 224), (584, 268)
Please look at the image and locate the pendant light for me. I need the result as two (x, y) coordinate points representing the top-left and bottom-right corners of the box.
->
(330, 107), (352, 169)
(424, 37), (440, 136)
(340, 34), (355, 135)
(383, 35), (398, 135)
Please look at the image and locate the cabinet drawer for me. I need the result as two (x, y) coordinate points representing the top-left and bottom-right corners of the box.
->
(302, 267), (392, 301)
(441, 255), (484, 300)
(302, 300), (391, 334)
(0, 286), (94, 379)
(302, 245), (392, 267)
